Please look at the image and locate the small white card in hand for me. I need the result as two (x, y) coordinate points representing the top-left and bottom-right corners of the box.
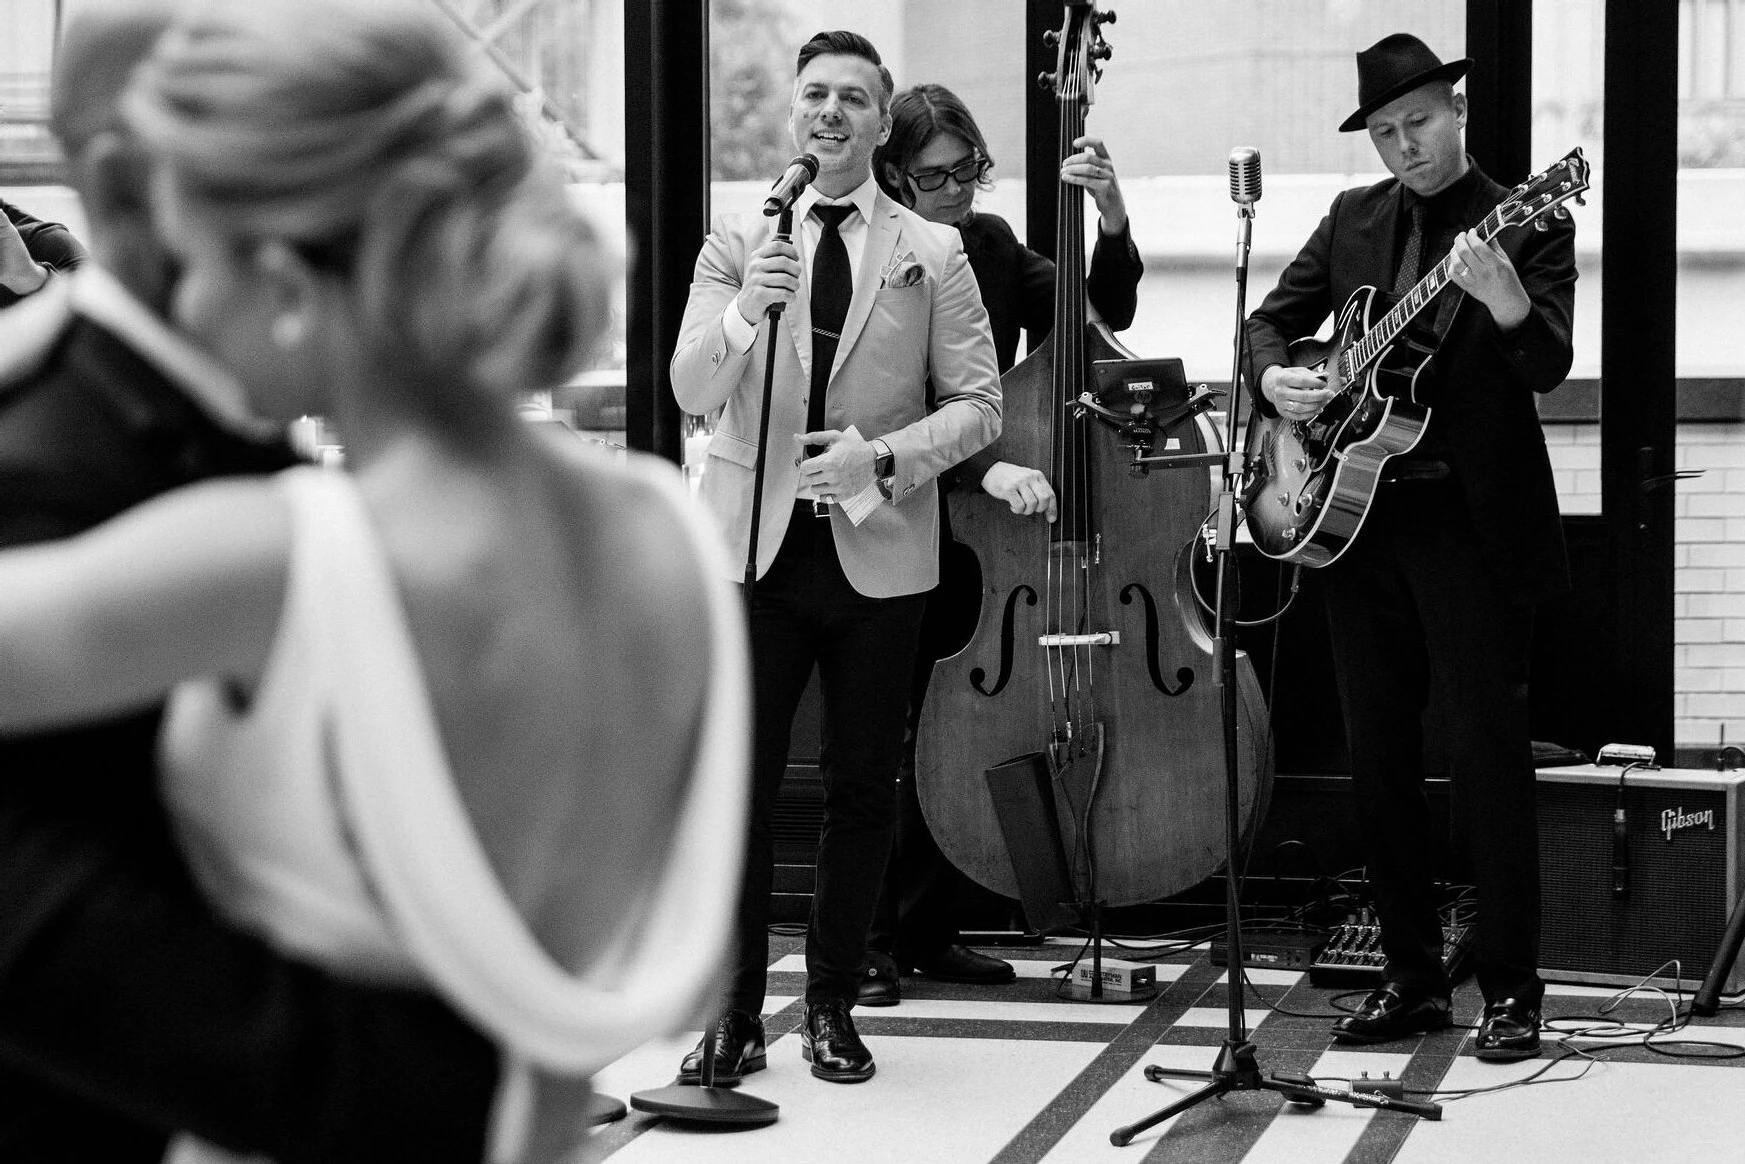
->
(836, 425), (885, 527)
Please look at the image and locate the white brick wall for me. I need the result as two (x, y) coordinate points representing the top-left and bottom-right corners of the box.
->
(1548, 423), (1745, 753)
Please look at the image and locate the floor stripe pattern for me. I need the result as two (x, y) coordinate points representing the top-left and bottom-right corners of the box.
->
(588, 935), (1745, 1163)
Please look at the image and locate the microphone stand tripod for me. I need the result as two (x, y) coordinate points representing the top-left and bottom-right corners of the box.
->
(630, 206), (799, 1131)
(1107, 187), (1440, 1147)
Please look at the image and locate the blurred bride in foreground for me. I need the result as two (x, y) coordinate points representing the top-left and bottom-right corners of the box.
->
(0, 1), (747, 1159)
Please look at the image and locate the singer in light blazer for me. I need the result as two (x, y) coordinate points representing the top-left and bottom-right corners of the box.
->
(671, 182), (1001, 597)
(668, 31), (1000, 1088)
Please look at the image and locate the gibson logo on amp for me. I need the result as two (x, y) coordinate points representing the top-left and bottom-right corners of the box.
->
(1661, 806), (1716, 842)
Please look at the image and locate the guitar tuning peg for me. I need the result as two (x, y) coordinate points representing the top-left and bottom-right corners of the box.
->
(1533, 219), (1549, 231)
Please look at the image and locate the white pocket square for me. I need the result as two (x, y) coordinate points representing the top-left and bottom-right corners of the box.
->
(879, 251), (925, 289)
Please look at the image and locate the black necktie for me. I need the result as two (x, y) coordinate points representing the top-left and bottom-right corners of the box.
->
(1392, 201), (1425, 298)
(807, 203), (854, 446)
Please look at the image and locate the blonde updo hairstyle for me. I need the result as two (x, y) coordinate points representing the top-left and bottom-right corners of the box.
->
(123, 0), (609, 417)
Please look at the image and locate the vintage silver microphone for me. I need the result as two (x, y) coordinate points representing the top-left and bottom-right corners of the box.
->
(1228, 145), (1262, 208)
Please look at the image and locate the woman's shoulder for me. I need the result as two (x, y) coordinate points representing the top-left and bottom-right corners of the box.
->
(539, 437), (723, 636)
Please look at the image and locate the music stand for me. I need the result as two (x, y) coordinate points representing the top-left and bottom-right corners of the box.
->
(1107, 169), (1440, 1147)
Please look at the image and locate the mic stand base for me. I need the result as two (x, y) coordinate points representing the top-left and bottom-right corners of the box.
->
(629, 1025), (780, 1127)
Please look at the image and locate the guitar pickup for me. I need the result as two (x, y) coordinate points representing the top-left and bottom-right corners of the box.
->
(1039, 632), (1121, 648)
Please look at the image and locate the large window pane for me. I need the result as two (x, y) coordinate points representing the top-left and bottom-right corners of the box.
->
(1675, 0), (1745, 760)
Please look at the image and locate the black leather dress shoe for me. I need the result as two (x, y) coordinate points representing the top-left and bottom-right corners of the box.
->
(677, 1010), (766, 1086)
(908, 943), (1017, 985)
(1475, 997), (1542, 1061)
(858, 951), (901, 1007)
(801, 999), (875, 1083)
(1331, 981), (1453, 1045)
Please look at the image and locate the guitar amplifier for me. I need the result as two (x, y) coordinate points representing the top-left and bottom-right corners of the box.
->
(1537, 765), (1745, 993)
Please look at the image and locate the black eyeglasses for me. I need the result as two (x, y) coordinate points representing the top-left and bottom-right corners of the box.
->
(907, 156), (990, 192)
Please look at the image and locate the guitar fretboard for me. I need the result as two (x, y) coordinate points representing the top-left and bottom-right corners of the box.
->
(1338, 200), (1510, 383)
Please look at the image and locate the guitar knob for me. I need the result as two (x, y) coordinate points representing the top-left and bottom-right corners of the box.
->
(1293, 458), (1308, 472)
(1275, 493), (1290, 506)
(1281, 528), (1297, 542)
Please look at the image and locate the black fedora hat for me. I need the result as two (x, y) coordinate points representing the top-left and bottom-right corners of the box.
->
(1339, 33), (1472, 132)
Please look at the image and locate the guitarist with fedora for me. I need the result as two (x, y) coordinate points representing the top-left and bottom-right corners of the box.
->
(1245, 32), (1577, 1062)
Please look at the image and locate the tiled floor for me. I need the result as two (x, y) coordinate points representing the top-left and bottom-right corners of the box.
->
(587, 936), (1745, 1163)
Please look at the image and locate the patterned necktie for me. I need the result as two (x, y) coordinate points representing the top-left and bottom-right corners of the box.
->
(1392, 201), (1426, 298)
(807, 203), (854, 445)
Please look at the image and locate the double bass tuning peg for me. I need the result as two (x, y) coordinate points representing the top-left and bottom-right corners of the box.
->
(1037, 72), (1056, 92)
(1093, 43), (1114, 60)
(1042, 29), (1060, 47)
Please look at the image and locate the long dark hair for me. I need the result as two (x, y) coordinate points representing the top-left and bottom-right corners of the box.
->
(873, 83), (994, 207)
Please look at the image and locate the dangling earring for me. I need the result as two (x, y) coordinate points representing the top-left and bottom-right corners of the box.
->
(272, 312), (305, 350)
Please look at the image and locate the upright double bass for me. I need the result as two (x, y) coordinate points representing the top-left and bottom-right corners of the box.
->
(916, 1), (1273, 918)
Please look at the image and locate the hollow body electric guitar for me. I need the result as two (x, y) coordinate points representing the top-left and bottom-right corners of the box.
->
(1243, 148), (1590, 566)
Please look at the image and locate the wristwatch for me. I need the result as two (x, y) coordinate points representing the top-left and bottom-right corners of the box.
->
(871, 438), (895, 499)
(871, 438), (895, 480)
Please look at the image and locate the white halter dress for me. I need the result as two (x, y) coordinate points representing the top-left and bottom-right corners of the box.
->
(157, 459), (748, 1163)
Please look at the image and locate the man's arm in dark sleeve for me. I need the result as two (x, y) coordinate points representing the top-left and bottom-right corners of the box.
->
(1489, 211), (1577, 394)
(1244, 193), (1343, 417)
(0, 465), (497, 1163)
(1087, 221), (1143, 332)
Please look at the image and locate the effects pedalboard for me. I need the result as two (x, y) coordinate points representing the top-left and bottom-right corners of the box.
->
(1309, 917), (1472, 988)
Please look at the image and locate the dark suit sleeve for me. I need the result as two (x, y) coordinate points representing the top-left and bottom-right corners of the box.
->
(1482, 212), (1576, 395)
(1244, 192), (1343, 418)
(0, 202), (88, 310)
(1087, 221), (1143, 332)
(0, 376), (498, 1162)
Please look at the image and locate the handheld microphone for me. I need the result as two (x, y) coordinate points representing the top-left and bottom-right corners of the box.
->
(1228, 146), (1262, 206)
(763, 154), (819, 216)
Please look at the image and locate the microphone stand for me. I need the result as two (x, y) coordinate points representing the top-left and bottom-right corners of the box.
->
(631, 207), (795, 1132)
(739, 203), (797, 604)
(1109, 186), (1440, 1147)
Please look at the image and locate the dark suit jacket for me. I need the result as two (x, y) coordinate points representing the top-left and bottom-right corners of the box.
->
(1245, 162), (1577, 605)
(956, 211), (1143, 484)
(0, 200), (87, 310)
(0, 278), (496, 1161)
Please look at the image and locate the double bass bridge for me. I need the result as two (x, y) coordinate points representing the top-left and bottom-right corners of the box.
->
(1038, 631), (1121, 648)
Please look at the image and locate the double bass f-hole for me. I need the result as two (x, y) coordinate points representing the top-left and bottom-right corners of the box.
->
(1119, 582), (1193, 696)
(970, 584), (1038, 697)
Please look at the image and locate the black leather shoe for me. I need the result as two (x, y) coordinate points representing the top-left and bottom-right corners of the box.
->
(801, 999), (875, 1083)
(1475, 997), (1542, 1061)
(858, 951), (901, 1007)
(1331, 981), (1453, 1045)
(907, 943), (1016, 985)
(676, 1010), (766, 1086)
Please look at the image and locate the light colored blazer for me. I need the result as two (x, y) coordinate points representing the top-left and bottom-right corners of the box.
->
(671, 187), (1001, 599)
